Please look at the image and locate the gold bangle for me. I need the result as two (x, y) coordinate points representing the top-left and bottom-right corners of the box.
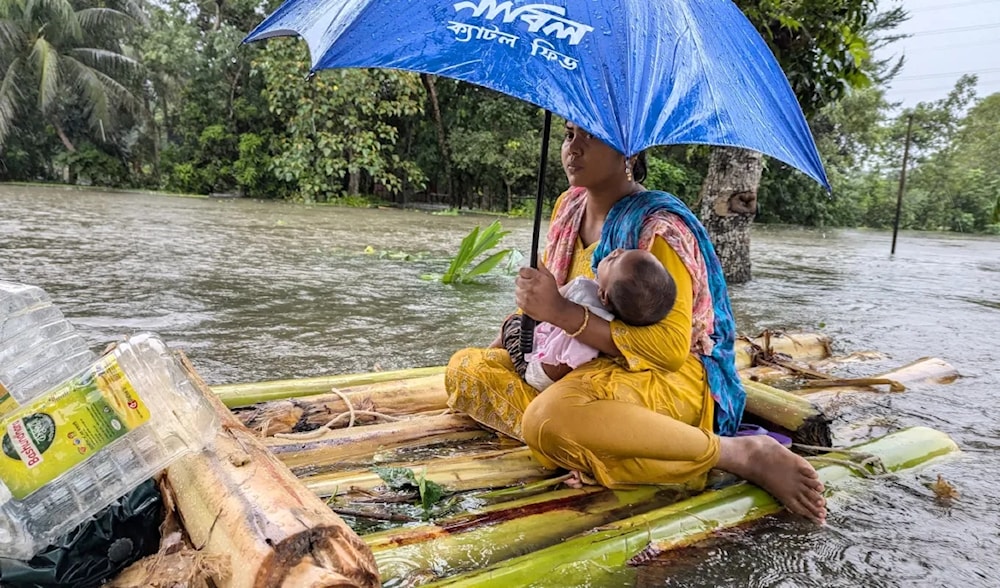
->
(567, 306), (590, 338)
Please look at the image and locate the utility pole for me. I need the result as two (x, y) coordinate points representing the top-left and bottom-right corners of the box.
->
(891, 114), (915, 255)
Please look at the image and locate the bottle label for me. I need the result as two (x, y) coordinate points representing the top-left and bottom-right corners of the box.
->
(0, 354), (150, 500)
(0, 382), (16, 416)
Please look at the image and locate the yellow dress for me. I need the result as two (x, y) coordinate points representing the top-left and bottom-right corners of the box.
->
(446, 232), (720, 488)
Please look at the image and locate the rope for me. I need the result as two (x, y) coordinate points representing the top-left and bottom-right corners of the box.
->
(272, 387), (405, 440)
(332, 387), (356, 428)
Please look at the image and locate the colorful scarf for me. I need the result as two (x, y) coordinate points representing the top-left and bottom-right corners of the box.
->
(544, 188), (745, 436)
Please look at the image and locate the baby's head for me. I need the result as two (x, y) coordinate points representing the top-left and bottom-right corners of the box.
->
(596, 249), (676, 326)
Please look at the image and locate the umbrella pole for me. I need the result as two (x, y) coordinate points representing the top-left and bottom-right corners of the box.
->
(520, 110), (553, 355)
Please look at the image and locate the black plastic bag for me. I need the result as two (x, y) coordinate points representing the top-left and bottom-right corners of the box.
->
(0, 479), (162, 588)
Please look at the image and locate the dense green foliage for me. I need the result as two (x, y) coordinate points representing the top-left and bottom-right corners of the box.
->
(0, 0), (996, 233)
(758, 76), (1000, 233)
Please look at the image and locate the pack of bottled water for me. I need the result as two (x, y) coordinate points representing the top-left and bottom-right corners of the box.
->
(0, 281), (218, 560)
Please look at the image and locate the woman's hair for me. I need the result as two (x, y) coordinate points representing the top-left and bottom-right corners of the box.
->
(605, 255), (676, 326)
(632, 151), (647, 184)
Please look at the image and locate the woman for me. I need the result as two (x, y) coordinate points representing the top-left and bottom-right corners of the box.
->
(446, 121), (826, 524)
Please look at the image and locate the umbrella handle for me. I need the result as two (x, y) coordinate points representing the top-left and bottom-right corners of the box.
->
(519, 315), (536, 356)
(519, 110), (552, 357)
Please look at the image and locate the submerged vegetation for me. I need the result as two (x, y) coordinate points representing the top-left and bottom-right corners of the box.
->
(439, 221), (515, 285)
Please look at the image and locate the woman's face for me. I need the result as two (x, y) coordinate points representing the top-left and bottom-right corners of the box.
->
(561, 122), (625, 188)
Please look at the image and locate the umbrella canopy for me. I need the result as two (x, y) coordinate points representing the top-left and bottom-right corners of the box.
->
(245, 0), (829, 189)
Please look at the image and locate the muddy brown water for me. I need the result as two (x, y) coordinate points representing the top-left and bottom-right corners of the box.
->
(2, 184), (998, 587)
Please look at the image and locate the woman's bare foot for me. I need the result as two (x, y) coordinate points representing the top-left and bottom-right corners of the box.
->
(717, 435), (827, 524)
(563, 470), (597, 489)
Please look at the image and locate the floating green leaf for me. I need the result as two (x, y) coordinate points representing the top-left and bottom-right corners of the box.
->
(442, 220), (515, 285)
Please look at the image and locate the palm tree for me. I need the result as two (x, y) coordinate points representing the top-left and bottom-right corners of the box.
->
(0, 0), (143, 153)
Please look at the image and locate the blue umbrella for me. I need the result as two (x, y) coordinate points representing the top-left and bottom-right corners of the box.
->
(244, 0), (830, 349)
(245, 0), (827, 185)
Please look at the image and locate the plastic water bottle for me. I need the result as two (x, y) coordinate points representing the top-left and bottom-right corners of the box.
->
(0, 281), (96, 409)
(0, 332), (219, 560)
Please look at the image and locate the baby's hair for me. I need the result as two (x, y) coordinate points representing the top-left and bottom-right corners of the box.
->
(606, 255), (676, 326)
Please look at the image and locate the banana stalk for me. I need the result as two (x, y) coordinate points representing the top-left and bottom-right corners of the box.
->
(214, 366), (446, 408)
(264, 414), (492, 474)
(734, 332), (831, 369)
(741, 378), (832, 446)
(234, 375), (449, 436)
(429, 427), (957, 587)
(302, 447), (552, 498)
(216, 332), (824, 411)
(231, 333), (832, 437)
(367, 485), (677, 586)
(799, 357), (958, 400)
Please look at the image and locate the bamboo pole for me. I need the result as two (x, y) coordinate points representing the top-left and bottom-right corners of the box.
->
(302, 447), (551, 498)
(264, 414), (492, 474)
(214, 366), (446, 408)
(741, 378), (832, 447)
(235, 375), (450, 436)
(366, 485), (673, 585)
(127, 353), (381, 588)
(428, 427), (957, 587)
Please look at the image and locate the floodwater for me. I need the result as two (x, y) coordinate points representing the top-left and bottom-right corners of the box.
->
(2, 184), (998, 587)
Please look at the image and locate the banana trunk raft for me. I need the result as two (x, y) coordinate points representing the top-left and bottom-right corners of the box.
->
(108, 333), (959, 587)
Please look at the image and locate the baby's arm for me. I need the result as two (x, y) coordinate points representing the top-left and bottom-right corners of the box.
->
(541, 363), (573, 381)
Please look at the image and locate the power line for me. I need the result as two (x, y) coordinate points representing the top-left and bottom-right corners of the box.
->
(908, 0), (1000, 13)
(888, 81), (1000, 95)
(894, 67), (1000, 81)
(908, 22), (1000, 36)
(897, 84), (1000, 93)
(900, 38), (1000, 52)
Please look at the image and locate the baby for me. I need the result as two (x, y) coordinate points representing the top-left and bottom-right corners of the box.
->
(503, 248), (677, 391)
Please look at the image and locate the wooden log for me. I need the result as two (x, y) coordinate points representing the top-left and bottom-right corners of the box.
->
(142, 353), (381, 588)
(428, 427), (957, 587)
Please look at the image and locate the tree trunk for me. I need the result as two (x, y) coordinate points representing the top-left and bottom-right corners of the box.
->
(419, 74), (453, 201)
(697, 147), (763, 284)
(348, 168), (360, 195)
(213, 0), (223, 32)
(53, 121), (76, 153)
(144, 93), (161, 181)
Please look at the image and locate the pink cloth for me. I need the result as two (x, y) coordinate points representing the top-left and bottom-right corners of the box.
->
(525, 277), (614, 368)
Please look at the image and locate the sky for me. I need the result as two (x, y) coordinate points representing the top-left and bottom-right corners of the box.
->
(877, 0), (1000, 108)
